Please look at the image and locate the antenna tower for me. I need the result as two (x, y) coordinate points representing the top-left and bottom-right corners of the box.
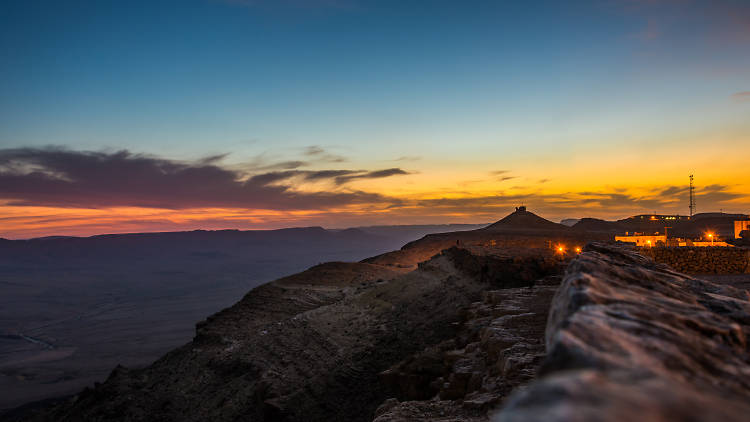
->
(689, 174), (696, 217)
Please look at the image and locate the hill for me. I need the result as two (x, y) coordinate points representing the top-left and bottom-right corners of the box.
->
(483, 207), (570, 232)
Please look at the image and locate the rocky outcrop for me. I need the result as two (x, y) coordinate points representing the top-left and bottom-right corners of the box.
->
(20, 225), (750, 421)
(373, 275), (561, 421)
(638, 246), (750, 274)
(494, 243), (750, 422)
(19, 248), (558, 422)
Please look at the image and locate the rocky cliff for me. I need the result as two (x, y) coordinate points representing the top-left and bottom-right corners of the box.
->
(12, 227), (750, 421)
(17, 247), (558, 422)
(495, 243), (750, 422)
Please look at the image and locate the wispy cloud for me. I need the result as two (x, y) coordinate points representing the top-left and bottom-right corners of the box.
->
(333, 168), (410, 185)
(1, 148), (748, 238)
(0, 147), (404, 210)
(302, 145), (347, 163)
(489, 170), (516, 182)
(304, 146), (326, 156)
(411, 184), (746, 219)
(731, 91), (750, 102)
(393, 156), (421, 162)
(254, 160), (309, 170)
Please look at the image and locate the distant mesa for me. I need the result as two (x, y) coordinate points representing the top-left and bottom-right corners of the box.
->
(483, 206), (570, 232)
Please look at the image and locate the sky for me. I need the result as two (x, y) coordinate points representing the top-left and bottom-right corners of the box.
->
(1, 0), (749, 238)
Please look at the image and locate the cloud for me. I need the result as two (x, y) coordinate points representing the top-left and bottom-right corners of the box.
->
(488, 170), (516, 182)
(254, 160), (309, 170)
(333, 168), (410, 185)
(2, 161), (748, 238)
(731, 91), (750, 102)
(409, 184), (747, 219)
(657, 185), (686, 196)
(302, 145), (347, 163)
(244, 168), (410, 186)
(196, 154), (229, 165)
(304, 146), (326, 156)
(0, 147), (404, 210)
(304, 169), (358, 181)
(393, 156), (421, 162)
(246, 170), (300, 186)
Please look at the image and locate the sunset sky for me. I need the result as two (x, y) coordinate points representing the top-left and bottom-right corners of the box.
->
(1, 0), (749, 238)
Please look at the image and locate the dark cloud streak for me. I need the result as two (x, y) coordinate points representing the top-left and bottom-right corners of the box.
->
(0, 148), (406, 210)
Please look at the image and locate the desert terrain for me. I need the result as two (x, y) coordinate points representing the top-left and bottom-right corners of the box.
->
(0, 224), (484, 413)
(4, 209), (750, 421)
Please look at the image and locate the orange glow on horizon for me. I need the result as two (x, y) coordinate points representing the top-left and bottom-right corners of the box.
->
(2, 167), (750, 239)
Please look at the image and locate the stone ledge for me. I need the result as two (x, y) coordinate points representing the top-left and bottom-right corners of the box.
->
(494, 242), (750, 422)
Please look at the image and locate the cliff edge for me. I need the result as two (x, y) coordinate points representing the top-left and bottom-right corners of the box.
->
(495, 243), (750, 422)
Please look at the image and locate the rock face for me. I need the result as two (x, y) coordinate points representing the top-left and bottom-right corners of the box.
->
(18, 248), (557, 422)
(373, 274), (562, 422)
(494, 243), (750, 422)
(19, 221), (749, 421)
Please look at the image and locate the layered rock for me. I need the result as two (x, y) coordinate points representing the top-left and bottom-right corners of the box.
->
(373, 276), (561, 421)
(19, 248), (557, 422)
(494, 243), (750, 422)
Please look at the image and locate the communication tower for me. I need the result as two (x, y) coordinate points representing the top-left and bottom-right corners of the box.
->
(689, 174), (696, 218)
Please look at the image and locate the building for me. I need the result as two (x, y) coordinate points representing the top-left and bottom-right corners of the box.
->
(628, 214), (690, 222)
(616, 232), (731, 247)
(615, 233), (667, 247)
(736, 220), (750, 239)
